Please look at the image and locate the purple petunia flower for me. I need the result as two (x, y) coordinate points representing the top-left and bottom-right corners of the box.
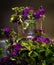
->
(43, 38), (51, 44)
(39, 6), (45, 15)
(23, 12), (27, 17)
(15, 44), (23, 51)
(3, 27), (10, 33)
(37, 36), (51, 44)
(37, 36), (44, 43)
(12, 45), (16, 49)
(11, 50), (17, 56)
(24, 7), (29, 13)
(35, 10), (41, 18)
(12, 44), (22, 51)
(3, 27), (10, 37)
(22, 12), (28, 22)
(22, 12), (27, 21)
(23, 7), (29, 18)
(11, 43), (23, 56)
(32, 10), (40, 19)
(0, 56), (10, 63)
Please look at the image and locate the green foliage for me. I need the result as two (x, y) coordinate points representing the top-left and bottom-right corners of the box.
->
(0, 34), (54, 65)
(0, 6), (54, 65)
(0, 49), (3, 59)
(18, 39), (54, 65)
(12, 7), (19, 12)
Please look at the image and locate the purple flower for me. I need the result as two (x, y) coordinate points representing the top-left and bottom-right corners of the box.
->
(37, 36), (51, 44)
(23, 12), (27, 17)
(43, 38), (51, 44)
(11, 44), (23, 56)
(12, 44), (23, 52)
(3, 27), (9, 32)
(24, 7), (29, 13)
(3, 27), (10, 33)
(0, 56), (10, 63)
(37, 36), (44, 43)
(3, 27), (10, 37)
(22, 12), (28, 22)
(32, 10), (40, 19)
(22, 12), (27, 22)
(39, 6), (45, 15)
(36, 10), (40, 18)
(22, 7), (29, 20)
(11, 50), (17, 56)
(15, 44), (23, 51)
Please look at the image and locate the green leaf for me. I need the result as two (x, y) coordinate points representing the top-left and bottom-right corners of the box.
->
(29, 51), (39, 57)
(10, 57), (16, 61)
(12, 7), (19, 12)
(41, 43), (46, 47)
(0, 49), (3, 59)
(45, 48), (52, 57)
(42, 60), (46, 65)
(0, 54), (3, 59)
(35, 47), (45, 53)
(21, 42), (31, 50)
(22, 22), (29, 30)
(45, 43), (51, 49)
(39, 48), (45, 53)
(28, 51), (33, 56)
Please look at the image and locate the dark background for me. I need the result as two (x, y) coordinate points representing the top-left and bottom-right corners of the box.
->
(0, 0), (54, 39)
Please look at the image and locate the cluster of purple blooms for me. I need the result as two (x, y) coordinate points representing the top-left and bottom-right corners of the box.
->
(0, 43), (24, 65)
(11, 43), (23, 56)
(3, 27), (10, 37)
(36, 36), (51, 44)
(32, 6), (45, 19)
(3, 27), (51, 45)
(22, 6), (45, 19)
(2, 27), (52, 65)
(11, 6), (45, 23)
(1, 6), (52, 65)
(0, 56), (24, 65)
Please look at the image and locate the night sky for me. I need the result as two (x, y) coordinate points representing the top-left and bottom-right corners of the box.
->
(0, 0), (54, 39)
